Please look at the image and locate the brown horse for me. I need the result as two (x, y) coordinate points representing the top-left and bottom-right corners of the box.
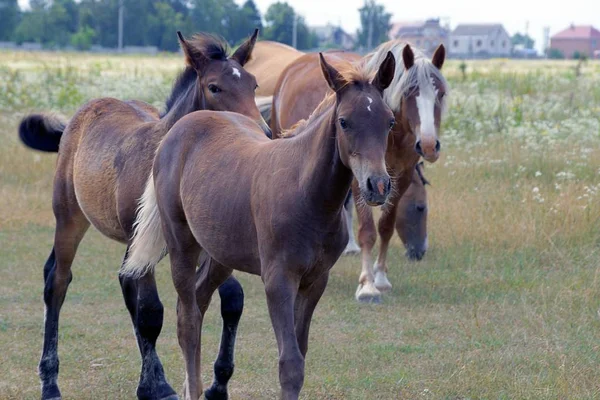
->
(18, 30), (268, 400)
(271, 41), (447, 302)
(261, 50), (430, 260)
(122, 53), (396, 400)
(243, 40), (303, 97)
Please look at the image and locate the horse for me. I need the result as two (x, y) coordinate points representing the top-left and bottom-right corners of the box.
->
(121, 52), (397, 400)
(243, 40), (303, 97)
(18, 30), (269, 400)
(270, 41), (447, 302)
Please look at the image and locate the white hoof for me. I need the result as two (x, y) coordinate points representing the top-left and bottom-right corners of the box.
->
(374, 270), (392, 292)
(355, 282), (382, 303)
(343, 242), (361, 255)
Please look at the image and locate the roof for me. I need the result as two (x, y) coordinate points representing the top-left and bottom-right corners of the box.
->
(551, 25), (600, 39)
(451, 24), (505, 36)
(389, 19), (447, 39)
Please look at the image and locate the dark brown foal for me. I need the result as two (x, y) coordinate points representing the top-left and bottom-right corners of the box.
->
(19, 30), (268, 400)
(124, 53), (397, 400)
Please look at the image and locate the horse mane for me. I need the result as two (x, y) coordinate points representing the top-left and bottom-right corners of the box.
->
(281, 62), (373, 139)
(163, 33), (230, 116)
(364, 40), (448, 113)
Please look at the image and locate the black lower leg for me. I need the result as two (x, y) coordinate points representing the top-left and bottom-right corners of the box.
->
(205, 276), (244, 400)
(120, 256), (176, 400)
(40, 248), (70, 400)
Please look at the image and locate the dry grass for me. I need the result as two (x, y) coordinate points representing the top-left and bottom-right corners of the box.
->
(1, 53), (600, 399)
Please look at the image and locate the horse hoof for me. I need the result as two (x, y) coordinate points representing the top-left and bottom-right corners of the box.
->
(374, 271), (392, 292)
(355, 283), (382, 304)
(41, 383), (62, 400)
(343, 243), (361, 255)
(204, 385), (228, 400)
(159, 395), (180, 400)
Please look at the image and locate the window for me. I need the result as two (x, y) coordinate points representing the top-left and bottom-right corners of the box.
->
(490, 40), (495, 46)
(502, 40), (506, 48)
(453, 40), (459, 47)
(593, 39), (598, 47)
(476, 40), (482, 47)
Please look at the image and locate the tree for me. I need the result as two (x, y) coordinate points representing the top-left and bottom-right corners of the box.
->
(356, 0), (391, 49)
(263, 2), (316, 50)
(511, 32), (534, 49)
(0, 0), (20, 41)
(547, 48), (564, 59)
(232, 0), (263, 45)
(190, 0), (241, 44)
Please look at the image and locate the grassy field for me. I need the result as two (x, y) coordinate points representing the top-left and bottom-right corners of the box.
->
(1, 51), (600, 399)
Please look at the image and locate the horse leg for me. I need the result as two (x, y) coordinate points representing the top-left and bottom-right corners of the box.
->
(264, 267), (303, 400)
(374, 178), (411, 292)
(294, 273), (329, 357)
(342, 194), (360, 255)
(40, 209), (89, 400)
(194, 256), (241, 400)
(119, 251), (177, 400)
(352, 184), (381, 303)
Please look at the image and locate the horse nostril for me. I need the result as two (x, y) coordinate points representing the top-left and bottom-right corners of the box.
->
(366, 177), (374, 193)
(416, 204), (426, 212)
(385, 178), (391, 193)
(415, 140), (423, 156)
(435, 140), (441, 153)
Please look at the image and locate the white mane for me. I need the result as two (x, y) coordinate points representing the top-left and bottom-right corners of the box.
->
(364, 40), (448, 113)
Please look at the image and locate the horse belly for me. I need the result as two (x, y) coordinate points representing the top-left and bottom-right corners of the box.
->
(73, 150), (126, 243)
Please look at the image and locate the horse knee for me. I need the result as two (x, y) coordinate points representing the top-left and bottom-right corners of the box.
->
(358, 225), (376, 249)
(218, 276), (244, 323)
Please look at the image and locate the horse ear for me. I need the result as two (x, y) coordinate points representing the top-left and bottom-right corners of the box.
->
(371, 51), (395, 93)
(319, 53), (346, 93)
(177, 31), (208, 72)
(231, 29), (259, 66)
(403, 44), (414, 70)
(432, 44), (445, 70)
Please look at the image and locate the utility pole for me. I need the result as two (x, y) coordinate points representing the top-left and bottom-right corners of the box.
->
(367, 5), (373, 50)
(118, 0), (124, 52)
(292, 13), (298, 49)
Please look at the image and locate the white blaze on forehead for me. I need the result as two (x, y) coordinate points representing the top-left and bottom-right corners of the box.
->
(367, 96), (373, 112)
(415, 82), (438, 138)
(232, 67), (241, 78)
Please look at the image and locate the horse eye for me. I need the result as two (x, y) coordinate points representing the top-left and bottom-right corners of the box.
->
(440, 92), (446, 99)
(339, 118), (348, 129)
(389, 119), (396, 129)
(255, 84), (259, 91)
(208, 84), (221, 94)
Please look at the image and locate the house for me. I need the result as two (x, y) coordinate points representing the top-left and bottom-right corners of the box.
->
(388, 18), (448, 54)
(550, 24), (600, 59)
(449, 24), (511, 58)
(313, 24), (356, 50)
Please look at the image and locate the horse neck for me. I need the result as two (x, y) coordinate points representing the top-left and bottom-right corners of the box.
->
(160, 80), (201, 131)
(296, 105), (353, 214)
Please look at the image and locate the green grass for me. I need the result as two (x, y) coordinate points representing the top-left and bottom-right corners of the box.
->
(1, 53), (600, 399)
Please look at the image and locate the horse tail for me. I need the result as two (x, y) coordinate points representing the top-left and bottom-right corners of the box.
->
(121, 173), (166, 278)
(18, 113), (67, 152)
(255, 96), (273, 125)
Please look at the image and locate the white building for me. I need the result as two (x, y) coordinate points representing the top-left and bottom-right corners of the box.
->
(449, 24), (511, 58)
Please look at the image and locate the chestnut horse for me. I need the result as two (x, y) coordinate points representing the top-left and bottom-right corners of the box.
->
(243, 40), (303, 97)
(122, 53), (396, 400)
(18, 31), (268, 400)
(271, 41), (447, 302)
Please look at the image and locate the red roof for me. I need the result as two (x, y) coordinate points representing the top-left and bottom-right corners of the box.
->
(552, 25), (600, 39)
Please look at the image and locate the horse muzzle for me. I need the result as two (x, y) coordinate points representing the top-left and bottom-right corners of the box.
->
(362, 174), (391, 206)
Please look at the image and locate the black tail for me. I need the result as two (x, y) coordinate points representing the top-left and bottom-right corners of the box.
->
(18, 114), (67, 152)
